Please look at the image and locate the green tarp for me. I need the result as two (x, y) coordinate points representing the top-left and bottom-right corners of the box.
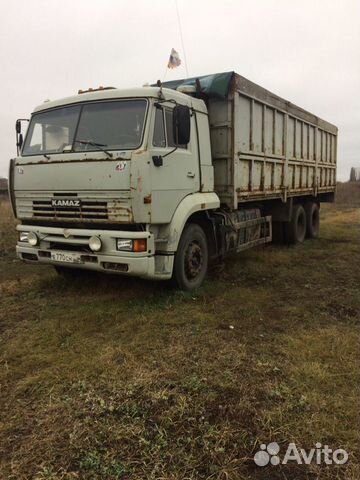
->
(154, 71), (234, 99)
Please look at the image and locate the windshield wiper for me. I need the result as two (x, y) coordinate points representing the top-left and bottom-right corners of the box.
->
(74, 140), (113, 158)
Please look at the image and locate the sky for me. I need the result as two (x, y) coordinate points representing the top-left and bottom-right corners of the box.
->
(0, 0), (359, 181)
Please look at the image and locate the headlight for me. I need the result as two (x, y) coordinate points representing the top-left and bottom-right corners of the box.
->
(89, 236), (102, 252)
(19, 231), (29, 242)
(117, 239), (133, 251)
(28, 232), (39, 246)
(116, 238), (147, 252)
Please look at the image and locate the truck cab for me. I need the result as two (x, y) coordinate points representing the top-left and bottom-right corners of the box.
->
(10, 85), (221, 289)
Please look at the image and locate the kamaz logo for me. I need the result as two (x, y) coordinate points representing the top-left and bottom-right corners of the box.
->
(51, 198), (81, 208)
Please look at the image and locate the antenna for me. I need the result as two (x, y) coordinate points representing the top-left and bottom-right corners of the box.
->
(175, 0), (189, 77)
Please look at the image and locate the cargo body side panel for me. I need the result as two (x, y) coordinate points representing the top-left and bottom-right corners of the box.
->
(210, 74), (337, 208)
(209, 95), (236, 208)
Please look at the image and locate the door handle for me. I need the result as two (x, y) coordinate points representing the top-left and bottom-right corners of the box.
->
(187, 172), (195, 178)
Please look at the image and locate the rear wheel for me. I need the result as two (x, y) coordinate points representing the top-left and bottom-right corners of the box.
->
(285, 204), (306, 244)
(172, 223), (208, 291)
(304, 201), (320, 238)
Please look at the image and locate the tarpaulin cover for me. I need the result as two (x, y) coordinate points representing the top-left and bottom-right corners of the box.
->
(156, 71), (234, 99)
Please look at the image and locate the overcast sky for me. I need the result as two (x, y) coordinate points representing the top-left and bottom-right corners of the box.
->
(0, 0), (359, 180)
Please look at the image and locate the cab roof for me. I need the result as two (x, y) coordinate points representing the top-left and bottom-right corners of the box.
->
(32, 86), (207, 114)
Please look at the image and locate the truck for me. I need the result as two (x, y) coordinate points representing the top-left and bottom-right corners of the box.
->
(9, 71), (337, 290)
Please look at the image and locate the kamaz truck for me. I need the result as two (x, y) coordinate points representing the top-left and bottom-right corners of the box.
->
(9, 72), (337, 290)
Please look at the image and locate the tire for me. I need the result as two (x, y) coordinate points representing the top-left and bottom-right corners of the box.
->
(304, 202), (320, 239)
(172, 223), (208, 291)
(285, 204), (306, 244)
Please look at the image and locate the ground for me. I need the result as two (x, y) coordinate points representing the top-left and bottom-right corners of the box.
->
(0, 184), (359, 480)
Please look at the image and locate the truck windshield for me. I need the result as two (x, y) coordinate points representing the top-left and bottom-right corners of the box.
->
(22, 99), (147, 156)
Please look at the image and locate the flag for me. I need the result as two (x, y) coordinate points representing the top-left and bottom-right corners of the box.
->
(168, 48), (181, 69)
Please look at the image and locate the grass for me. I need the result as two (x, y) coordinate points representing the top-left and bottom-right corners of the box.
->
(335, 181), (360, 207)
(0, 197), (16, 257)
(0, 187), (359, 480)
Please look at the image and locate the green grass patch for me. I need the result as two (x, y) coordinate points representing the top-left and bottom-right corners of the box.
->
(0, 198), (359, 479)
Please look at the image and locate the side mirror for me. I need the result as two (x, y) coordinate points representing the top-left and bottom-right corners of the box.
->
(173, 105), (190, 145)
(15, 118), (29, 155)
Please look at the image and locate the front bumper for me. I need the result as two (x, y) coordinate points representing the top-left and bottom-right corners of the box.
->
(16, 225), (173, 280)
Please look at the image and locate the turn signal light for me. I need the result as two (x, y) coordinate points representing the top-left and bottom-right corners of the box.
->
(133, 239), (147, 252)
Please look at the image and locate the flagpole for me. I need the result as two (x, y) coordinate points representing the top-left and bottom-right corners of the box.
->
(175, 0), (189, 77)
(163, 64), (168, 82)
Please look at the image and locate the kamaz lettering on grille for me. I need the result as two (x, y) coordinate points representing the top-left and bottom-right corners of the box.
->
(51, 199), (81, 207)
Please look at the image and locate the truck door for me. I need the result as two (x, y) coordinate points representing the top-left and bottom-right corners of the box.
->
(149, 105), (200, 223)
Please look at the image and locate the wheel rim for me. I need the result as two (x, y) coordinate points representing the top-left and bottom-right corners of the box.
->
(184, 240), (203, 280)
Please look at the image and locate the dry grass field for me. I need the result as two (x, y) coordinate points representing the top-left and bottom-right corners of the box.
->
(0, 184), (359, 480)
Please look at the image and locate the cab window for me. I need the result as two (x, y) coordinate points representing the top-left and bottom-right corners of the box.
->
(152, 108), (166, 147)
(152, 107), (188, 149)
(165, 109), (175, 147)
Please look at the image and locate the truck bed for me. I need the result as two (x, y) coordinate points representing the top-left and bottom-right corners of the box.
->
(209, 73), (337, 208)
(163, 72), (338, 209)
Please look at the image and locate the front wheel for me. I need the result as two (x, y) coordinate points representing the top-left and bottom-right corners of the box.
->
(172, 223), (208, 291)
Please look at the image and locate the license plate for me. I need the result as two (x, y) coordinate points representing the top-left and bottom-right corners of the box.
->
(50, 252), (82, 264)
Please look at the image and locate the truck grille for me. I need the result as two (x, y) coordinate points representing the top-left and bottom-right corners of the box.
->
(16, 191), (132, 223)
(33, 200), (108, 220)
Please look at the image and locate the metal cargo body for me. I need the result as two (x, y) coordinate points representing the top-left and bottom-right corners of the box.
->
(208, 73), (337, 208)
